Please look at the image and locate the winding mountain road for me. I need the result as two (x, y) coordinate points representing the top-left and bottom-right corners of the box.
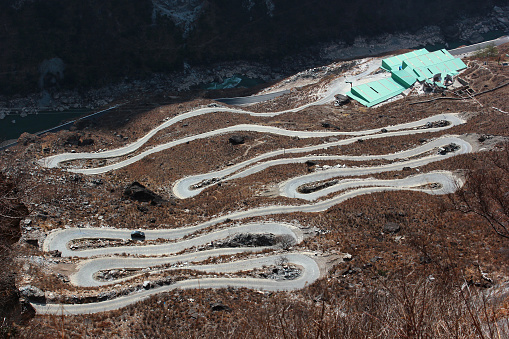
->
(38, 112), (464, 176)
(37, 59), (382, 171)
(33, 253), (320, 315)
(33, 57), (475, 315)
(173, 125), (466, 199)
(44, 223), (304, 258)
(280, 136), (471, 200)
(35, 168), (460, 315)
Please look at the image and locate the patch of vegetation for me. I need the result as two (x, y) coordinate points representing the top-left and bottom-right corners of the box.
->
(474, 43), (499, 58)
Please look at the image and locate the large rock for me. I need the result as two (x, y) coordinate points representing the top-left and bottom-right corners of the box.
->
(17, 133), (38, 146)
(123, 182), (164, 205)
(19, 285), (45, 303)
(211, 302), (232, 312)
(64, 134), (94, 147)
(334, 94), (350, 105)
(383, 222), (401, 234)
(218, 233), (276, 247)
(79, 138), (94, 146)
(228, 135), (245, 145)
(19, 299), (36, 323)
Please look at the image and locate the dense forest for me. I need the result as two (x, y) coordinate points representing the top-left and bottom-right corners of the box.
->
(0, 0), (505, 94)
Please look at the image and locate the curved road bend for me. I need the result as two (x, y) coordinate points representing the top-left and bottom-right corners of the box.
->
(173, 132), (468, 199)
(37, 59), (383, 170)
(280, 136), (471, 200)
(33, 253), (320, 315)
(45, 173), (463, 261)
(34, 170), (462, 314)
(40, 113), (465, 175)
(44, 222), (304, 258)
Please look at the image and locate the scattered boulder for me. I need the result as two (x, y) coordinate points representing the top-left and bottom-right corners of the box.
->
(228, 135), (245, 145)
(18, 133), (38, 146)
(305, 160), (317, 167)
(56, 273), (69, 283)
(64, 134), (94, 147)
(211, 302), (232, 312)
(88, 178), (103, 187)
(80, 138), (94, 146)
(383, 222), (401, 234)
(420, 255), (432, 264)
(425, 120), (450, 129)
(49, 250), (61, 257)
(341, 266), (362, 276)
(437, 143), (460, 155)
(478, 134), (493, 142)
(334, 94), (350, 106)
(19, 285), (45, 303)
(25, 238), (38, 247)
(64, 134), (81, 146)
(216, 233), (276, 248)
(19, 299), (36, 323)
(321, 122), (340, 130)
(123, 182), (164, 205)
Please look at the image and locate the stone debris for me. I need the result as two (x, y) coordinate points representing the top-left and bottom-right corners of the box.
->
(19, 285), (46, 303)
(383, 222), (401, 234)
(123, 182), (165, 205)
(437, 143), (460, 155)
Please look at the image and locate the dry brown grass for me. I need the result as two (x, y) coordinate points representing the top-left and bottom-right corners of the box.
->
(3, 52), (509, 338)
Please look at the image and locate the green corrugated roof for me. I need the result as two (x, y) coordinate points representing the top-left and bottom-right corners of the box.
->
(381, 48), (428, 72)
(391, 69), (417, 88)
(347, 78), (405, 107)
(403, 49), (466, 80)
(347, 48), (467, 107)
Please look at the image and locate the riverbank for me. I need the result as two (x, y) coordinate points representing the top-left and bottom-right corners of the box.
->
(1, 4), (508, 142)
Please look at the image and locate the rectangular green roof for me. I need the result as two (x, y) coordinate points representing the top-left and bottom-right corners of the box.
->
(347, 48), (466, 107)
(403, 49), (466, 80)
(391, 69), (417, 88)
(346, 78), (405, 107)
(381, 48), (428, 72)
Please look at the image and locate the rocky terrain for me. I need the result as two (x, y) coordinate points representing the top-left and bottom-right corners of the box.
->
(1, 1), (509, 127)
(0, 42), (509, 337)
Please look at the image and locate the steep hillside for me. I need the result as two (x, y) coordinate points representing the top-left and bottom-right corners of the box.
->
(0, 0), (507, 95)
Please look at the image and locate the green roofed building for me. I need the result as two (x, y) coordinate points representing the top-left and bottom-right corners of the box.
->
(347, 78), (406, 107)
(381, 48), (428, 72)
(391, 69), (417, 88)
(402, 49), (467, 81)
(347, 48), (467, 107)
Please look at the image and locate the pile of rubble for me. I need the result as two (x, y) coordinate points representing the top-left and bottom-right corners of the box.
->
(95, 269), (139, 282)
(213, 233), (277, 248)
(192, 177), (221, 190)
(423, 120), (450, 129)
(298, 179), (339, 194)
(437, 143), (460, 155)
(257, 264), (301, 281)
